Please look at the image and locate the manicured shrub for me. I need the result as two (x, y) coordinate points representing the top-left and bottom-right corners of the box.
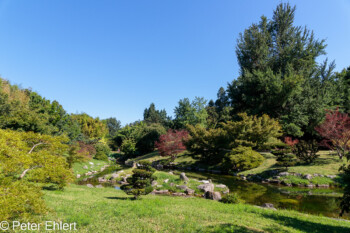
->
(274, 152), (296, 170)
(94, 151), (109, 161)
(121, 161), (155, 199)
(294, 140), (319, 164)
(94, 143), (111, 157)
(223, 146), (264, 172)
(220, 193), (243, 204)
(121, 138), (137, 156)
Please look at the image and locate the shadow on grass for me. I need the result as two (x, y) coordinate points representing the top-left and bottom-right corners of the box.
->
(105, 196), (136, 201)
(260, 212), (350, 233)
(199, 224), (262, 233)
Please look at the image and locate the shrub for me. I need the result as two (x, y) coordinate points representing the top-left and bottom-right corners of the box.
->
(273, 151), (296, 170)
(223, 146), (264, 172)
(94, 143), (111, 157)
(94, 151), (109, 161)
(121, 138), (137, 156)
(220, 193), (243, 204)
(77, 141), (96, 158)
(294, 140), (319, 164)
(0, 180), (47, 221)
(155, 129), (188, 161)
(121, 161), (155, 199)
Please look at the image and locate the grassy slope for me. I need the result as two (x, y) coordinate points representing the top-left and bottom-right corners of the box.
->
(72, 159), (109, 176)
(130, 150), (345, 176)
(43, 185), (350, 233)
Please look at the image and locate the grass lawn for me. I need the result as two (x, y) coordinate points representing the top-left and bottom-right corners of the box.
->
(43, 184), (350, 233)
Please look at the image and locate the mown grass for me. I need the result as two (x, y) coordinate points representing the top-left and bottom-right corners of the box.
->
(42, 184), (350, 232)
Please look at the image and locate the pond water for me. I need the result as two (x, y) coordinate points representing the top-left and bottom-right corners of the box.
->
(180, 171), (349, 219)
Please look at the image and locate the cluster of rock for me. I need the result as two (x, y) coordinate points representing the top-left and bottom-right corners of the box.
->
(237, 170), (337, 188)
(77, 164), (110, 179)
(150, 172), (229, 201)
(86, 184), (104, 188)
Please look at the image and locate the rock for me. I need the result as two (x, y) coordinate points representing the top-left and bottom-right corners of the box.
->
(200, 180), (210, 184)
(223, 189), (230, 194)
(326, 175), (337, 179)
(86, 172), (92, 176)
(304, 174), (313, 180)
(83, 165), (88, 169)
(169, 171), (174, 175)
(86, 184), (94, 188)
(110, 173), (119, 179)
(305, 184), (315, 188)
(185, 188), (195, 195)
(76, 174), (81, 179)
(294, 173), (302, 177)
(172, 192), (186, 196)
(122, 177), (128, 183)
(164, 179), (169, 183)
(152, 190), (169, 195)
(95, 185), (103, 188)
(170, 183), (175, 187)
(197, 183), (214, 192)
(156, 185), (163, 188)
(242, 176), (247, 181)
(151, 181), (158, 187)
(100, 167), (105, 172)
(317, 184), (330, 188)
(89, 162), (94, 165)
(180, 173), (189, 182)
(261, 203), (276, 210)
(125, 159), (134, 167)
(176, 185), (188, 190)
(98, 177), (107, 183)
(279, 172), (289, 176)
(204, 191), (222, 201)
(215, 184), (227, 189)
(156, 164), (164, 170)
(82, 178), (88, 182)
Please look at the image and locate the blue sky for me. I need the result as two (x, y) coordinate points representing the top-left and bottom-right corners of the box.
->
(0, 0), (349, 125)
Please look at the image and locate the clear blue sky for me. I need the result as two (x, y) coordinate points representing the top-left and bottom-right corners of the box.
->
(0, 0), (349, 125)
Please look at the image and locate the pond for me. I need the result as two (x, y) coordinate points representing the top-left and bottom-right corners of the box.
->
(180, 171), (349, 219)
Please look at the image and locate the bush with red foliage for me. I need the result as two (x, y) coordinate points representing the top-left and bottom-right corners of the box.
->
(315, 109), (350, 159)
(155, 130), (188, 161)
(284, 137), (299, 148)
(77, 141), (96, 159)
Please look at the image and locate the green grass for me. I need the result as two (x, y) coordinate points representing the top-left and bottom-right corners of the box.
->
(43, 184), (350, 232)
(239, 151), (345, 176)
(72, 159), (110, 176)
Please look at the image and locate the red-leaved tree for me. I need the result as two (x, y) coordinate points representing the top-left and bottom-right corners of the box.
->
(155, 130), (188, 161)
(315, 109), (350, 159)
(284, 137), (299, 149)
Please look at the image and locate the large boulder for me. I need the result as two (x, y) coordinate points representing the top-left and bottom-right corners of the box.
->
(197, 183), (214, 193)
(185, 188), (195, 195)
(180, 173), (189, 182)
(303, 174), (313, 180)
(215, 184), (227, 189)
(204, 191), (222, 201)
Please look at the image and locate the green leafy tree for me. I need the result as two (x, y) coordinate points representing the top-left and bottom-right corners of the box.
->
(71, 113), (108, 139)
(121, 161), (155, 199)
(174, 97), (208, 128)
(103, 117), (121, 138)
(121, 138), (137, 156)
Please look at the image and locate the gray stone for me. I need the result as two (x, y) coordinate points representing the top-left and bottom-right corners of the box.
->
(215, 184), (227, 189)
(170, 183), (175, 187)
(169, 171), (174, 175)
(197, 183), (214, 192)
(98, 177), (107, 183)
(152, 190), (169, 195)
(180, 173), (189, 182)
(200, 180), (210, 184)
(204, 191), (222, 201)
(89, 162), (94, 165)
(76, 174), (81, 179)
(151, 180), (158, 187)
(86, 184), (94, 188)
(95, 185), (103, 188)
(82, 178), (88, 182)
(122, 177), (128, 183)
(261, 203), (276, 210)
(304, 174), (313, 180)
(223, 190), (230, 194)
(326, 175), (337, 179)
(83, 165), (88, 169)
(305, 184), (315, 188)
(172, 192), (186, 196)
(279, 172), (289, 176)
(185, 188), (195, 195)
(110, 173), (119, 179)
(164, 179), (169, 183)
(176, 185), (188, 190)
